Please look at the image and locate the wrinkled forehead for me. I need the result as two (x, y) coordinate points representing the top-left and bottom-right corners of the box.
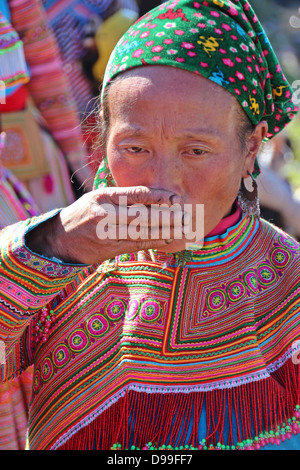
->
(105, 65), (238, 111)
(103, 65), (244, 145)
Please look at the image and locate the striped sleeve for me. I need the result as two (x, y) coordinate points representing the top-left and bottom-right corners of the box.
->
(0, 210), (87, 380)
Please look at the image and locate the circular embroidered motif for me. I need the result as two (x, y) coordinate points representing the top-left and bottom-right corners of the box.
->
(139, 300), (162, 322)
(68, 329), (90, 353)
(117, 253), (137, 262)
(257, 264), (277, 286)
(41, 357), (54, 382)
(277, 235), (299, 252)
(270, 247), (291, 269)
(86, 314), (110, 337)
(207, 289), (226, 312)
(226, 281), (246, 302)
(52, 344), (71, 369)
(244, 270), (259, 294)
(33, 369), (41, 393)
(105, 300), (126, 321)
(125, 299), (140, 321)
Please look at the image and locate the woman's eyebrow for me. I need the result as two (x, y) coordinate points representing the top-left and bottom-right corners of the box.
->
(114, 125), (146, 137)
(182, 127), (222, 140)
(115, 125), (222, 140)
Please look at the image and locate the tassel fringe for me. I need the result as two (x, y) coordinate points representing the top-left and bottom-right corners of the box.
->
(55, 359), (300, 450)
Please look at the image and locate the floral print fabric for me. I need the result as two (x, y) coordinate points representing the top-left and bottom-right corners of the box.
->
(101, 0), (299, 143)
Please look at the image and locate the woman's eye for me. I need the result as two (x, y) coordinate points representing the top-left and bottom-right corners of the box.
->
(186, 148), (206, 156)
(127, 146), (144, 153)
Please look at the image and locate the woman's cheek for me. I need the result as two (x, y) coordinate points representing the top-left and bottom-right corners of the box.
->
(109, 157), (141, 187)
(107, 148), (126, 185)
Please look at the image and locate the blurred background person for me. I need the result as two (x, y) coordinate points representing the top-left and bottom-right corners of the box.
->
(257, 133), (300, 241)
(41, 0), (140, 173)
(41, 0), (140, 116)
(0, 0), (93, 210)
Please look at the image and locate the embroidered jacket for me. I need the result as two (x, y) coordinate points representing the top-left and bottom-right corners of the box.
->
(0, 211), (300, 450)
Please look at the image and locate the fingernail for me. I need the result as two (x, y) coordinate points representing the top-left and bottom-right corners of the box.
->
(166, 239), (173, 244)
(169, 194), (181, 205)
(182, 212), (191, 225)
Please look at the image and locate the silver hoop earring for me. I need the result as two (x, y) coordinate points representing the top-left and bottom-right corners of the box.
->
(238, 171), (260, 219)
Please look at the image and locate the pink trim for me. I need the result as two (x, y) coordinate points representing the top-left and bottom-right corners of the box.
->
(207, 205), (242, 237)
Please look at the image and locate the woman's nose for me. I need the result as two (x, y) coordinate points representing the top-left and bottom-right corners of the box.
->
(147, 153), (183, 194)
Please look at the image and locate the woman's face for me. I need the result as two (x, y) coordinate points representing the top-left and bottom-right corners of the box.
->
(105, 66), (264, 251)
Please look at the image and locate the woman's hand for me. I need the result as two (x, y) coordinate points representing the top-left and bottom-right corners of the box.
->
(26, 186), (185, 265)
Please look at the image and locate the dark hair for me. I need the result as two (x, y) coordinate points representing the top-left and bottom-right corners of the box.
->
(81, 86), (111, 169)
(235, 104), (256, 152)
(99, 84), (111, 151)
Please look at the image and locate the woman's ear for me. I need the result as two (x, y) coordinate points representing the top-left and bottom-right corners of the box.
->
(242, 120), (268, 178)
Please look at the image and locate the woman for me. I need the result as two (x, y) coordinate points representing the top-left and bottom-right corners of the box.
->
(0, 0), (300, 451)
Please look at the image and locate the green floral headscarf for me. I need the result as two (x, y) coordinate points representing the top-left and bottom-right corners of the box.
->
(94, 0), (299, 188)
